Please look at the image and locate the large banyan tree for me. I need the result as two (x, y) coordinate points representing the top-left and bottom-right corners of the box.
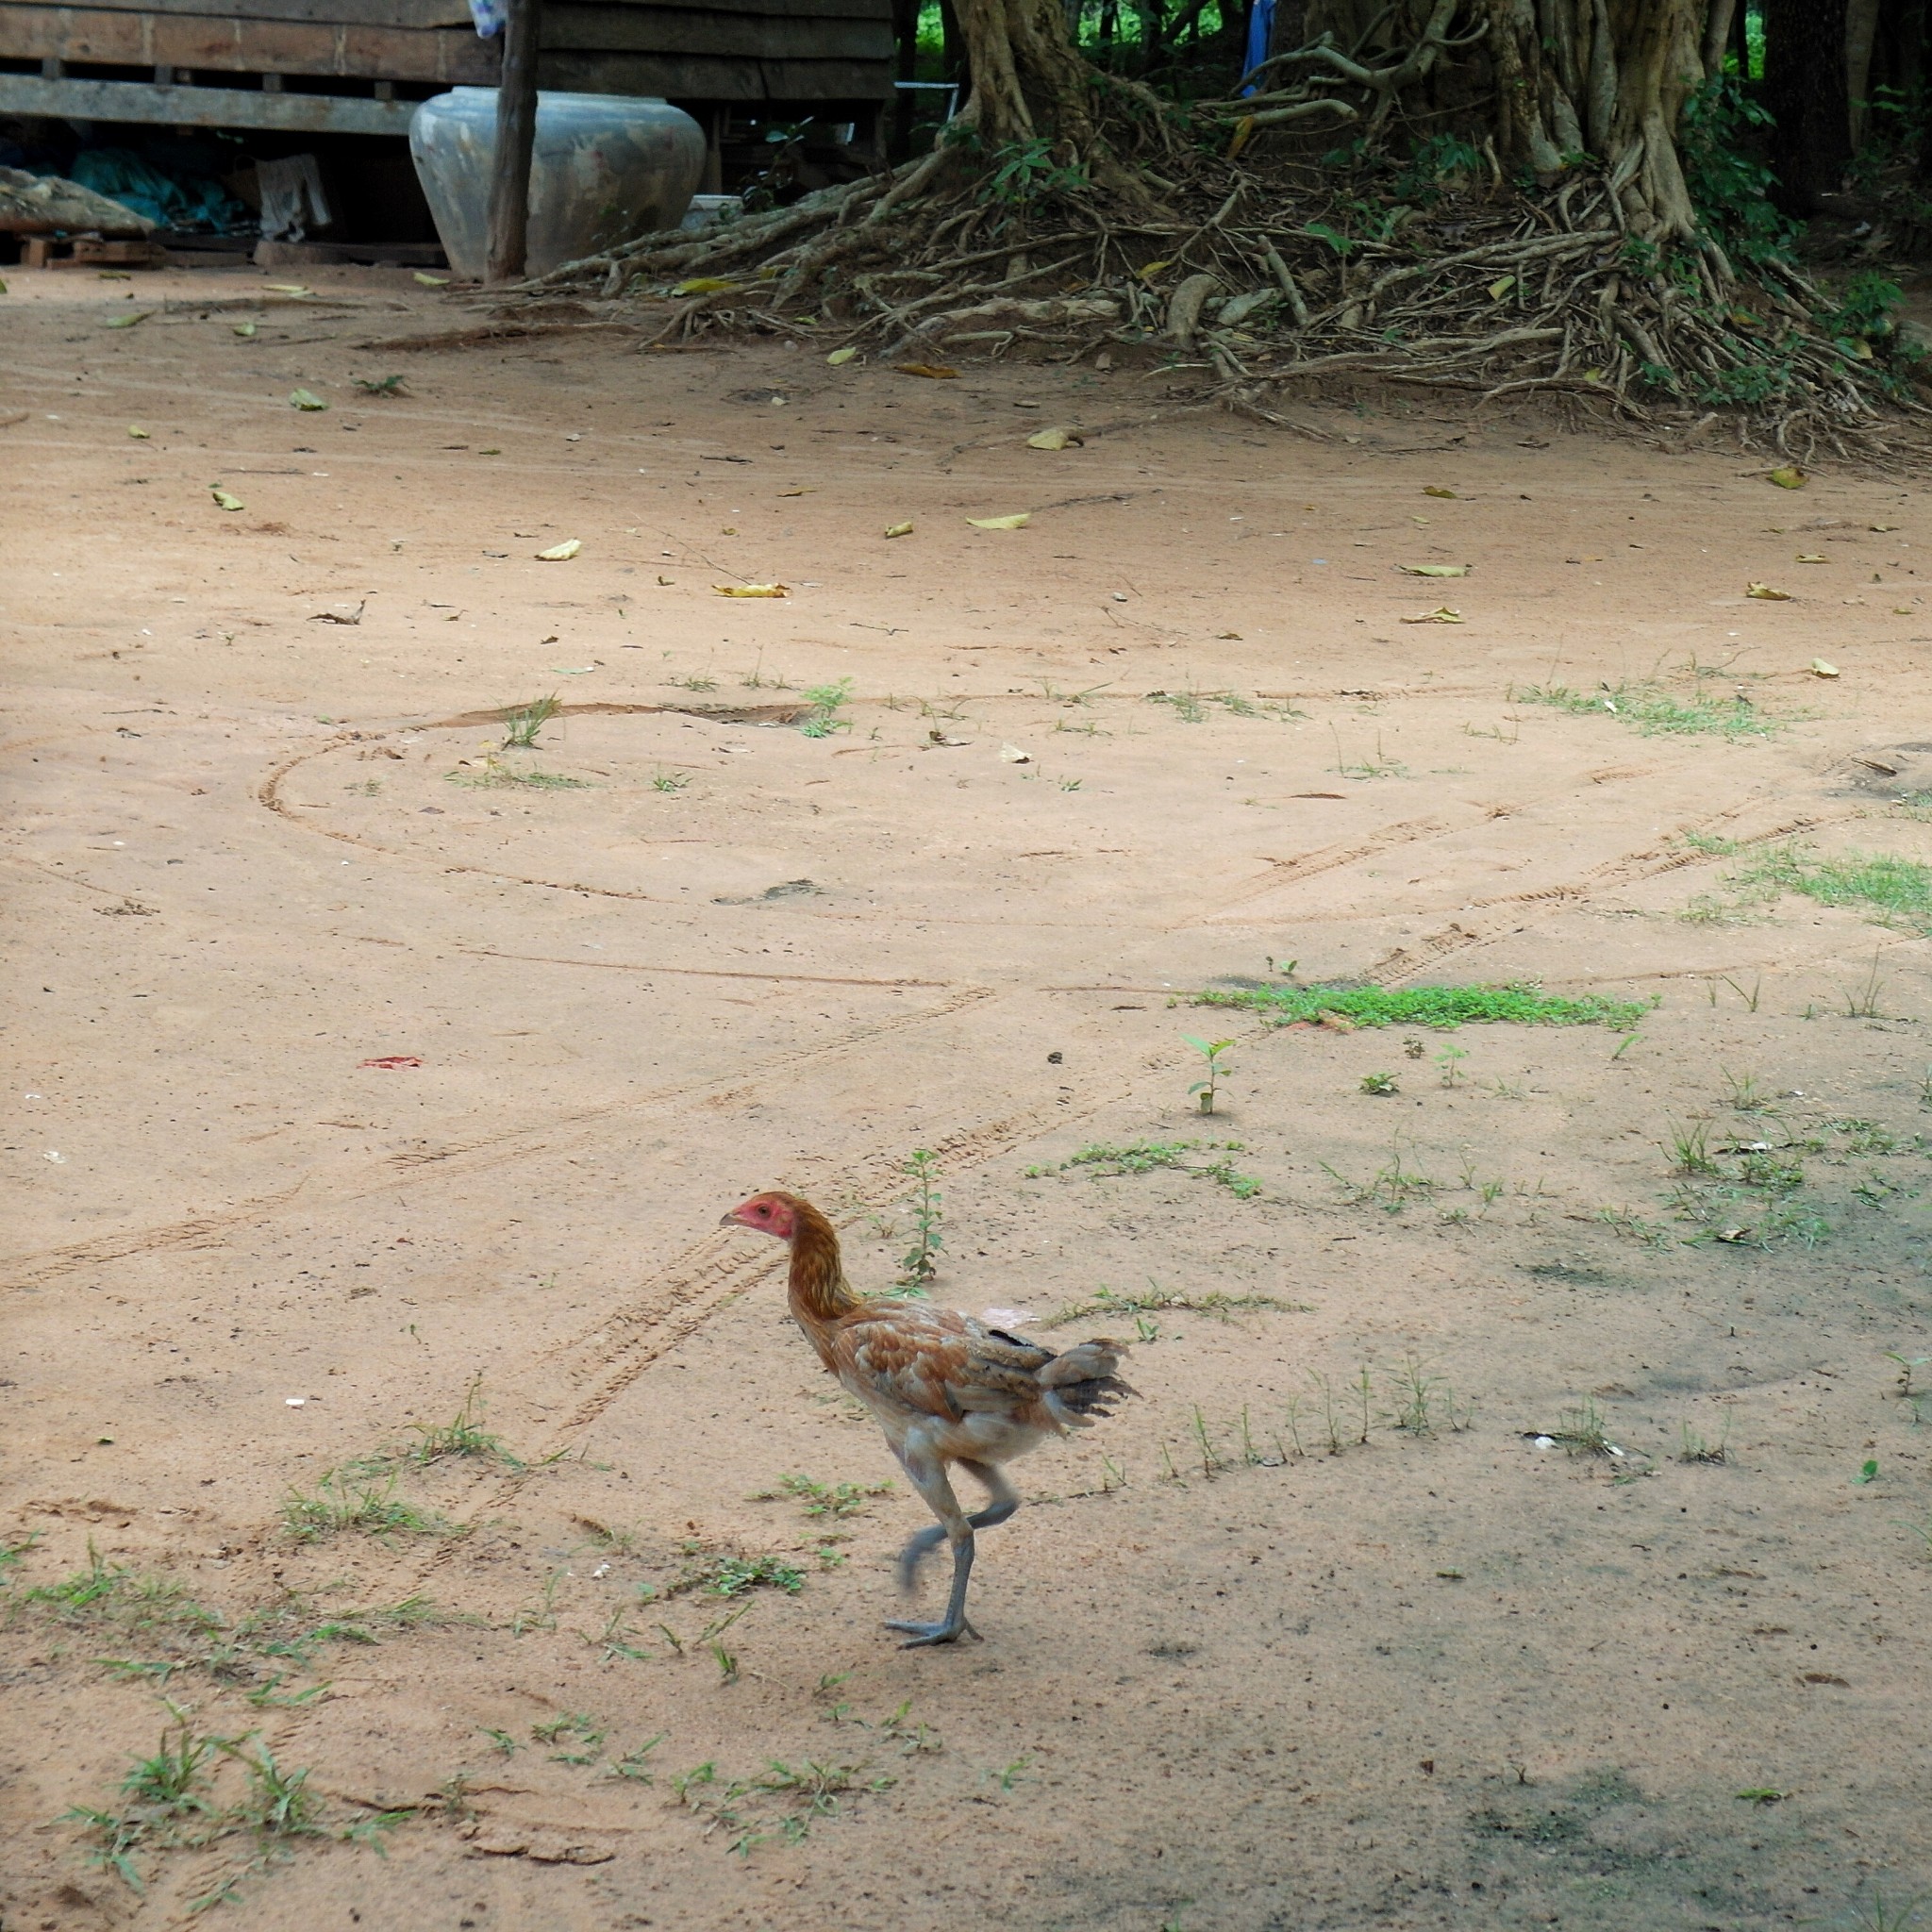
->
(525, 0), (1926, 455)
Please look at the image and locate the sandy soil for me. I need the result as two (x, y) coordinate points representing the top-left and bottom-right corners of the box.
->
(4, 260), (1931, 1932)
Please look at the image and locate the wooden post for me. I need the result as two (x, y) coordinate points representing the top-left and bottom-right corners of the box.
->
(484, 0), (540, 284)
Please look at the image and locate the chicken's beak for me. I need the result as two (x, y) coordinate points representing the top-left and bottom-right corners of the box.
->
(718, 1209), (741, 1229)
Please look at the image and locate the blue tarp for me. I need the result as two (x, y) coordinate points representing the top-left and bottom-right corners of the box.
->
(68, 146), (246, 231)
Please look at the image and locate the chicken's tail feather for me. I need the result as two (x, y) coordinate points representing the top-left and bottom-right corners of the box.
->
(1040, 1336), (1138, 1430)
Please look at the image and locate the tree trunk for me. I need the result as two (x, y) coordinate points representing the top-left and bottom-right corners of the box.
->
(950, 0), (1156, 195)
(1762, 0), (1851, 211)
(1486, 0), (1709, 242)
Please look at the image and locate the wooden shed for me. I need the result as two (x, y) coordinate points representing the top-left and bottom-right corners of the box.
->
(0, 0), (893, 147)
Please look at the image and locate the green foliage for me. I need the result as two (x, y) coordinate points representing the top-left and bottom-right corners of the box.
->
(1517, 676), (1785, 741)
(1822, 270), (1905, 345)
(798, 677), (854, 738)
(500, 692), (561, 750)
(753, 1474), (894, 1519)
(1191, 981), (1649, 1031)
(963, 133), (1091, 208)
(672, 1551), (806, 1598)
(896, 1147), (943, 1287)
(278, 1473), (449, 1545)
(1391, 134), (1481, 202)
(1681, 75), (1798, 268)
(1731, 843), (1932, 935)
(1025, 1137), (1261, 1198)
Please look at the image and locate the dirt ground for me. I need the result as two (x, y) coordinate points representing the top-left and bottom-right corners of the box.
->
(4, 260), (1931, 1932)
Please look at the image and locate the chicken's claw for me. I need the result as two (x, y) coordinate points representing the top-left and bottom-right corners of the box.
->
(886, 1616), (982, 1648)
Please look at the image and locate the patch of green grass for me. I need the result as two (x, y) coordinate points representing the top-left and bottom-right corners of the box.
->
(663, 1549), (806, 1599)
(448, 756), (588, 790)
(1024, 1138), (1262, 1197)
(1042, 1280), (1301, 1327)
(500, 692), (561, 749)
(798, 677), (854, 737)
(406, 1377), (527, 1469)
(1515, 678), (1787, 741)
(1191, 980), (1650, 1030)
(751, 1474), (894, 1519)
(278, 1473), (450, 1545)
(1732, 842), (1932, 936)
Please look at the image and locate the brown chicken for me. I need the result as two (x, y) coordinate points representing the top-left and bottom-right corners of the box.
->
(721, 1190), (1136, 1647)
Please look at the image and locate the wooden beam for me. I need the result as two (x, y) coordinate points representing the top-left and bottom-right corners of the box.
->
(0, 66), (415, 128)
(484, 0), (538, 285)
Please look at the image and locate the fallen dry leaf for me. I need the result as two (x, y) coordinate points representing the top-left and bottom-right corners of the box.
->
(998, 742), (1031, 762)
(290, 388), (328, 411)
(1795, 553), (1825, 563)
(210, 486), (244, 511)
(104, 309), (151, 329)
(777, 487), (812, 497)
(1400, 606), (1464, 624)
(1423, 486), (1458, 499)
(884, 521), (914, 539)
(1767, 465), (1807, 489)
(893, 363), (959, 379)
(1486, 276), (1514, 300)
(1397, 562), (1468, 577)
(825, 345), (859, 365)
(714, 582), (789, 597)
(263, 282), (311, 294)
(127, 425), (149, 439)
(535, 539), (582, 561)
(413, 271), (448, 287)
(1025, 425), (1082, 451)
(232, 321), (256, 338)
(673, 276), (737, 295)
(1808, 658), (1840, 677)
(967, 513), (1030, 530)
(1745, 581), (1791, 600)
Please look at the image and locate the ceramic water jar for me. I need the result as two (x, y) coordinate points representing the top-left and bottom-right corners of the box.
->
(409, 87), (704, 279)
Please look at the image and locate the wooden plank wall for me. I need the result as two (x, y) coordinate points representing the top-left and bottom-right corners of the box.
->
(0, 0), (893, 100)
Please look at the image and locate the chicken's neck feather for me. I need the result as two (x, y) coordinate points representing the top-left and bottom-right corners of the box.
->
(787, 1202), (859, 1324)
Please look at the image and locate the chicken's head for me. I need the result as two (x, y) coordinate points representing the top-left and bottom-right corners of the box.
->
(720, 1191), (802, 1241)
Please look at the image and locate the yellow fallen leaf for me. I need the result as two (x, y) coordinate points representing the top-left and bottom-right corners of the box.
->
(290, 388), (328, 411)
(1727, 307), (1761, 330)
(1487, 275), (1515, 301)
(536, 538), (582, 561)
(1795, 552), (1825, 562)
(104, 309), (152, 329)
(1872, 523), (1898, 532)
(1808, 658), (1840, 677)
(413, 271), (449, 286)
(1423, 486), (1457, 499)
(210, 486), (244, 511)
(674, 276), (737, 295)
(264, 283), (310, 294)
(1216, 630), (1242, 640)
(1227, 116), (1255, 160)
(1767, 465), (1807, 489)
(894, 363), (959, 379)
(233, 320), (257, 338)
(1026, 425), (1082, 450)
(1136, 259), (1172, 281)
(884, 521), (914, 538)
(1397, 562), (1468, 577)
(1894, 605), (1914, 614)
(1400, 607), (1463, 624)
(1848, 338), (1875, 359)
(826, 345), (859, 365)
(1745, 581), (1790, 600)
(127, 425), (149, 439)
(714, 583), (789, 597)
(967, 513), (1030, 530)
(777, 487), (813, 497)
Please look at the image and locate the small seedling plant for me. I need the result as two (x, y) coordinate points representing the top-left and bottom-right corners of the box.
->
(896, 1148), (942, 1287)
(501, 692), (561, 750)
(1184, 1036), (1234, 1114)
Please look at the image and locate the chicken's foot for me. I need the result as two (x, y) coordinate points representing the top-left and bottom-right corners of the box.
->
(886, 1531), (982, 1647)
(888, 1453), (1006, 1647)
(896, 1458), (1020, 1591)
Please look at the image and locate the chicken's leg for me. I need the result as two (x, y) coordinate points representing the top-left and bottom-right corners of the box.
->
(885, 1452), (989, 1647)
(895, 1459), (1019, 1592)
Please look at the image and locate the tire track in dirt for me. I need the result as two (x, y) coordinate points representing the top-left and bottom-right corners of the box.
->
(0, 983), (997, 1292)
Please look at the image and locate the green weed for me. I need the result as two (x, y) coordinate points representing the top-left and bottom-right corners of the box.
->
(1042, 1281), (1299, 1327)
(1678, 1417), (1732, 1464)
(1515, 678), (1784, 741)
(751, 1474), (894, 1519)
(1191, 980), (1649, 1030)
(500, 692), (561, 750)
(1183, 1035), (1235, 1114)
(799, 677), (854, 738)
(278, 1473), (449, 1545)
(1025, 1138), (1262, 1198)
(448, 754), (586, 789)
(895, 1147), (943, 1289)
(1718, 842), (1932, 937)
